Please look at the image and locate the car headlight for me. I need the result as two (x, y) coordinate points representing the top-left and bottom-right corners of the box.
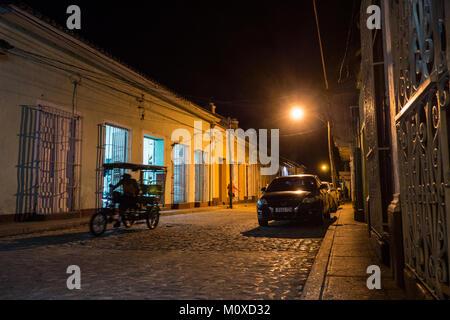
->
(303, 197), (317, 204)
(257, 198), (268, 207)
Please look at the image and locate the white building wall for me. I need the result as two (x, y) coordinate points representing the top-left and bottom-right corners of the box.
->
(0, 7), (219, 215)
(0, 6), (271, 217)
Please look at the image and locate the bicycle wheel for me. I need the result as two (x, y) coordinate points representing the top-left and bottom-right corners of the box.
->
(90, 212), (107, 236)
(146, 206), (160, 230)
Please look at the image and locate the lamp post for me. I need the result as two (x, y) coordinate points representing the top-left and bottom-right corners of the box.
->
(227, 117), (233, 209)
(227, 117), (238, 209)
(326, 119), (337, 187)
(289, 106), (337, 186)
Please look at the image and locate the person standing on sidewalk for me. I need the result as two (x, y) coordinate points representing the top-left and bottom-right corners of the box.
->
(227, 183), (238, 206)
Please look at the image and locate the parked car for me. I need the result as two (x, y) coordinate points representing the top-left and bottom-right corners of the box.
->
(323, 182), (339, 213)
(330, 183), (341, 205)
(257, 174), (330, 226)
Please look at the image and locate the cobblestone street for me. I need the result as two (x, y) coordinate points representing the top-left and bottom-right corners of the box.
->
(0, 205), (325, 300)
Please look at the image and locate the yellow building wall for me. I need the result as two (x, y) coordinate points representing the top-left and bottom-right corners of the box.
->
(0, 8), (269, 216)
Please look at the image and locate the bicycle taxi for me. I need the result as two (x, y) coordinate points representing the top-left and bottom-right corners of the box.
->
(90, 162), (167, 236)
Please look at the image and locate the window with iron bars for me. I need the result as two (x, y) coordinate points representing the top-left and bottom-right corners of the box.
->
(96, 124), (130, 209)
(172, 144), (188, 204)
(16, 105), (81, 220)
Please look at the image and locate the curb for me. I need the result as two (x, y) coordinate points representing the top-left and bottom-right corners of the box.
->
(0, 219), (91, 238)
(0, 204), (255, 238)
(300, 211), (339, 300)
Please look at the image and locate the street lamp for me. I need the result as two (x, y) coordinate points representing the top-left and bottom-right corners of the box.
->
(289, 107), (336, 186)
(321, 164), (329, 172)
(290, 107), (304, 120)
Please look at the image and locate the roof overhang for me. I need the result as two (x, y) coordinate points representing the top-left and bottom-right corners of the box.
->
(1, 4), (221, 124)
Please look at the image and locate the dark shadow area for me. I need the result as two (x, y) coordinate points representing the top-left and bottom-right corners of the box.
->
(241, 216), (337, 239)
(0, 227), (146, 252)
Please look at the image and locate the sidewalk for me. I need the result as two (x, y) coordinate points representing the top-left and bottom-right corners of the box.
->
(301, 203), (406, 300)
(0, 204), (251, 238)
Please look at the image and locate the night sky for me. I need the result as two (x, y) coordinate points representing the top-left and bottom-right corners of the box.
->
(19, 0), (360, 179)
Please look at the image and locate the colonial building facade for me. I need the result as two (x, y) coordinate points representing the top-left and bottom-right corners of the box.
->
(0, 5), (267, 221)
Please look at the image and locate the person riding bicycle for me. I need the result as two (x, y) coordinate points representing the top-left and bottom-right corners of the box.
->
(110, 173), (139, 227)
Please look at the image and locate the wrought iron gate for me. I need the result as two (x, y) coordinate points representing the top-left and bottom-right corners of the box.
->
(391, 0), (450, 299)
(96, 124), (130, 210)
(16, 105), (81, 220)
(172, 143), (188, 204)
(195, 151), (210, 202)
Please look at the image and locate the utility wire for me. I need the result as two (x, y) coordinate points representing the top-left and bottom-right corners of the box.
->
(0, 31), (210, 119)
(0, 10), (197, 108)
(7, 47), (304, 164)
(279, 123), (327, 137)
(312, 0), (338, 186)
(338, 0), (356, 84)
(183, 93), (299, 105)
(6, 48), (201, 130)
(312, 0), (329, 90)
(6, 46), (206, 122)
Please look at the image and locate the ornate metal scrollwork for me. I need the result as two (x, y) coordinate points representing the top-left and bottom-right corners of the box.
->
(397, 75), (449, 299)
(393, 0), (447, 112)
(393, 0), (450, 299)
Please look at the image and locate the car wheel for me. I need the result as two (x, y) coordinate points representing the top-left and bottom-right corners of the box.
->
(258, 218), (268, 227)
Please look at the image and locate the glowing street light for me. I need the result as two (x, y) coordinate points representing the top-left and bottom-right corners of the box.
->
(290, 107), (304, 120)
(287, 106), (336, 185)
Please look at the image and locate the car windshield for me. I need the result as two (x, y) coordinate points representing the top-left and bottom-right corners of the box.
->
(266, 177), (317, 192)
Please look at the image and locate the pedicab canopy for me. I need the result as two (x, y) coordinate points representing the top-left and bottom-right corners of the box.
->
(102, 163), (167, 197)
(102, 162), (167, 173)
